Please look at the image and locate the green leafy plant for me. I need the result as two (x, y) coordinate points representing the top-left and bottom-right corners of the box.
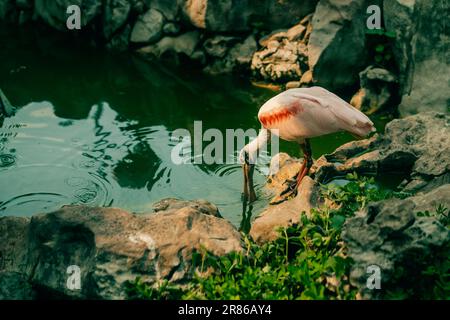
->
(366, 28), (396, 70)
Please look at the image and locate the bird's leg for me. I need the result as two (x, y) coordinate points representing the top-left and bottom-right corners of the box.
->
(242, 154), (257, 203)
(295, 139), (312, 189)
(271, 139), (312, 205)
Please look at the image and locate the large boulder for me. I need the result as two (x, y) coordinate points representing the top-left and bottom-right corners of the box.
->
(308, 0), (376, 90)
(34, 0), (102, 31)
(343, 185), (450, 299)
(0, 200), (242, 299)
(384, 0), (450, 116)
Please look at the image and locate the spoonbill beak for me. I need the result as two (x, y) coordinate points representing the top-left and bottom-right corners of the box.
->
(242, 152), (257, 203)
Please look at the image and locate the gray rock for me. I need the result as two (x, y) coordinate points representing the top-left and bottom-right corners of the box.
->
(137, 30), (201, 60)
(203, 35), (238, 58)
(204, 35), (257, 75)
(342, 185), (450, 298)
(0, 201), (242, 299)
(103, 0), (131, 39)
(34, 0), (102, 31)
(130, 8), (164, 44)
(313, 112), (450, 194)
(308, 0), (373, 90)
(350, 66), (399, 114)
(384, 0), (450, 116)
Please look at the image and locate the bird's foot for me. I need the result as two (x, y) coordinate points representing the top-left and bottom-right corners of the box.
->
(269, 180), (298, 205)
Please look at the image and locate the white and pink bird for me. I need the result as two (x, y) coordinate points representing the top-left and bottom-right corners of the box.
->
(239, 86), (375, 203)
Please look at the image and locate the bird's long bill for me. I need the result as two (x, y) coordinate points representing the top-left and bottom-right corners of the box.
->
(243, 163), (257, 203)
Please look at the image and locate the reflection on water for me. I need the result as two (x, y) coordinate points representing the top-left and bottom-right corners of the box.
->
(0, 25), (389, 226)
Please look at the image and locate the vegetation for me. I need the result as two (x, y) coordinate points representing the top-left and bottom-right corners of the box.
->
(126, 173), (448, 300)
(366, 28), (397, 71)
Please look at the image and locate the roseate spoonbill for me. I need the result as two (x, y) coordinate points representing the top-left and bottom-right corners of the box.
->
(240, 86), (375, 203)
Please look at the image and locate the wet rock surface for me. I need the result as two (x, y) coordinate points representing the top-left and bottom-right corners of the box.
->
(0, 200), (242, 299)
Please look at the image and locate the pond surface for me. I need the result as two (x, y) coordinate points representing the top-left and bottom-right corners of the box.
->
(0, 26), (389, 227)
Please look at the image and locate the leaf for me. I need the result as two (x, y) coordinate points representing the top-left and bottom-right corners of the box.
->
(331, 215), (346, 229)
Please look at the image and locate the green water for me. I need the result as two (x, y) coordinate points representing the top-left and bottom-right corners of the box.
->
(0, 26), (389, 226)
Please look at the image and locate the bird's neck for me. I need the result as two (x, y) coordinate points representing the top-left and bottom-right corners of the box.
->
(246, 128), (270, 163)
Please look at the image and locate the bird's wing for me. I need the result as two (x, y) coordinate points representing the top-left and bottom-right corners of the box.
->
(289, 87), (375, 137)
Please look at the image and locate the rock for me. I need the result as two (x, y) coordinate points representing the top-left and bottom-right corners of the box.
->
(130, 8), (164, 44)
(350, 66), (399, 114)
(162, 22), (180, 35)
(258, 29), (288, 47)
(299, 69), (313, 87)
(384, 0), (450, 116)
(227, 35), (257, 67)
(250, 153), (323, 244)
(0, 216), (30, 274)
(285, 81), (301, 89)
(0, 272), (36, 300)
(308, 0), (372, 90)
(313, 112), (450, 194)
(251, 22), (309, 83)
(286, 24), (306, 42)
(34, 0), (102, 31)
(203, 35), (238, 58)
(137, 31), (201, 60)
(0, 201), (242, 299)
(183, 0), (318, 32)
(103, 0), (131, 39)
(204, 35), (257, 75)
(342, 184), (450, 298)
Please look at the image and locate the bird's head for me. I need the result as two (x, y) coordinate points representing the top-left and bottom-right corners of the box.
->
(239, 145), (258, 165)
